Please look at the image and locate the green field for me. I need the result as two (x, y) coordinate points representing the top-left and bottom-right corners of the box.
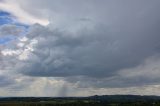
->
(0, 101), (160, 106)
(0, 95), (160, 106)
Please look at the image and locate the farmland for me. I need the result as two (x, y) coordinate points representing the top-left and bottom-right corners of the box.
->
(0, 95), (160, 106)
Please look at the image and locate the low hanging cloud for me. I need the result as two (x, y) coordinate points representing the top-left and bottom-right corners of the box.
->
(1, 0), (160, 90)
(17, 15), (160, 87)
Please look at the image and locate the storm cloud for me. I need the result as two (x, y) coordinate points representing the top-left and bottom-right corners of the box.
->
(8, 0), (159, 87)
(1, 0), (160, 96)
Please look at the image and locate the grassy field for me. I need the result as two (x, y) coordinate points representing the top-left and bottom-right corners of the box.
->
(0, 101), (99, 106)
(0, 95), (160, 106)
(0, 101), (160, 106)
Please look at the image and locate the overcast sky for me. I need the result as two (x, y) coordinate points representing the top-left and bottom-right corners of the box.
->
(0, 0), (160, 96)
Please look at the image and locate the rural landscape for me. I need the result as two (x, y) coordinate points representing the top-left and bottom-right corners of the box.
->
(0, 0), (160, 106)
(0, 95), (160, 106)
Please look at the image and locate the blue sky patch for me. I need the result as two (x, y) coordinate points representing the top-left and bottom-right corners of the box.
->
(0, 36), (15, 44)
(0, 11), (10, 16)
(0, 11), (30, 44)
(0, 11), (14, 25)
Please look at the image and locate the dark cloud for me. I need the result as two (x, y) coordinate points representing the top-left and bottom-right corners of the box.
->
(2, 0), (160, 88)
(0, 75), (15, 87)
(18, 16), (160, 80)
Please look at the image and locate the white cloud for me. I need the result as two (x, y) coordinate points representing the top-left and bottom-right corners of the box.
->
(1, 49), (21, 56)
(0, 0), (49, 26)
(1, 36), (37, 60)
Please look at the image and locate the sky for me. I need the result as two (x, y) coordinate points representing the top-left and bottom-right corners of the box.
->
(0, 0), (160, 97)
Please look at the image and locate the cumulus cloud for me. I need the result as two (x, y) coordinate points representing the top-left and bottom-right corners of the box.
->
(1, 0), (160, 96)
(17, 12), (160, 80)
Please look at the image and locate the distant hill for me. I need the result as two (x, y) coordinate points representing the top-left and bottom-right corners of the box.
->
(90, 95), (160, 103)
